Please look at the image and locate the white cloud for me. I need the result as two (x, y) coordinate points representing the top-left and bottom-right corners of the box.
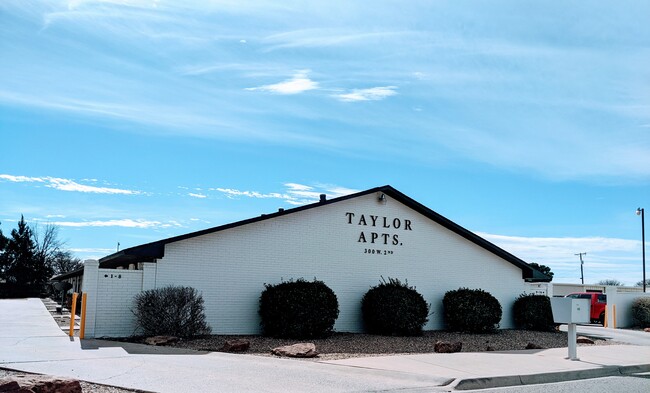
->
(214, 183), (359, 206)
(188, 193), (207, 198)
(478, 232), (643, 285)
(0, 174), (141, 195)
(334, 86), (398, 102)
(246, 70), (318, 95)
(52, 219), (162, 228)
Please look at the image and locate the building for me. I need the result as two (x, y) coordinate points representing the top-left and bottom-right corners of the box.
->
(56, 185), (550, 337)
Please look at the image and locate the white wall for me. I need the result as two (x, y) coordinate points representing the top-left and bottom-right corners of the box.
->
(155, 192), (528, 334)
(605, 288), (650, 328)
(82, 261), (158, 338)
(93, 269), (144, 337)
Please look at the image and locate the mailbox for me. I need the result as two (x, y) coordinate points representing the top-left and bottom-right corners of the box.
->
(550, 297), (590, 324)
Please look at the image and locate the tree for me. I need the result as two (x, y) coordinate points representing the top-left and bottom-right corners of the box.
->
(636, 279), (650, 288)
(529, 263), (554, 281)
(597, 279), (622, 286)
(1, 216), (54, 293)
(51, 250), (83, 275)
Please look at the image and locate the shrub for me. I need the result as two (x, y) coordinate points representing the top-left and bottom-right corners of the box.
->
(443, 288), (502, 333)
(133, 285), (211, 337)
(512, 294), (555, 331)
(259, 278), (339, 339)
(631, 297), (650, 328)
(361, 277), (430, 336)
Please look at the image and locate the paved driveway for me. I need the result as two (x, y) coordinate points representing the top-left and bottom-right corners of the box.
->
(0, 298), (449, 392)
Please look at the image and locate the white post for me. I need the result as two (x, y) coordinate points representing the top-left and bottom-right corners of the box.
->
(567, 323), (578, 360)
(80, 259), (99, 338)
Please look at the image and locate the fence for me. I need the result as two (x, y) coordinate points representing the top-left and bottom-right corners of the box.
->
(80, 260), (157, 338)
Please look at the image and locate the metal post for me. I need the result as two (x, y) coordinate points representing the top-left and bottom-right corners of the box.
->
(567, 323), (578, 360)
(641, 209), (646, 293)
(575, 252), (586, 285)
(69, 293), (78, 337)
(79, 293), (87, 339)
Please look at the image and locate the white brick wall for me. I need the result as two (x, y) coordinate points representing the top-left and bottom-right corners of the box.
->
(152, 192), (528, 334)
(93, 269), (144, 337)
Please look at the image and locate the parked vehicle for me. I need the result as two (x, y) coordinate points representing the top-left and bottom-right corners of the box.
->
(565, 292), (607, 324)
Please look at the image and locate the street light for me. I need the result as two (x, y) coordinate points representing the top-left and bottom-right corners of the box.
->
(637, 207), (646, 292)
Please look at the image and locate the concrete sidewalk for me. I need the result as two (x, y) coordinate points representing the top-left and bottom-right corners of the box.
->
(1, 299), (650, 392)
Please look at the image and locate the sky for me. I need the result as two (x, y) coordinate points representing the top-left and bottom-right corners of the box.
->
(1, 0), (649, 286)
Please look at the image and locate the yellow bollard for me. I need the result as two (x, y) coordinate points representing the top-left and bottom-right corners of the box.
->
(603, 307), (608, 328)
(612, 305), (617, 329)
(79, 293), (87, 339)
(69, 292), (78, 337)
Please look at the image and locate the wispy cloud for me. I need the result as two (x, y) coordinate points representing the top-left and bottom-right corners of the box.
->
(51, 219), (164, 228)
(245, 70), (318, 95)
(188, 193), (207, 198)
(214, 183), (359, 206)
(334, 86), (398, 102)
(478, 232), (642, 285)
(0, 174), (141, 195)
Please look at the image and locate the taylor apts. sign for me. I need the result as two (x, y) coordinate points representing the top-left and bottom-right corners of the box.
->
(345, 212), (413, 254)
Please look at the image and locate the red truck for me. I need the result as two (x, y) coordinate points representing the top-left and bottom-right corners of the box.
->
(565, 292), (607, 324)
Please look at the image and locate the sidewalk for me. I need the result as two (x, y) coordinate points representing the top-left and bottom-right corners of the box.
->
(1, 298), (650, 392)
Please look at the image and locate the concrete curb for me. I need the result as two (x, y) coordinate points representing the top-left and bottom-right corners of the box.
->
(452, 364), (650, 390)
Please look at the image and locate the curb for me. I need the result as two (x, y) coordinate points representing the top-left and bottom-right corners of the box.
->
(452, 364), (650, 390)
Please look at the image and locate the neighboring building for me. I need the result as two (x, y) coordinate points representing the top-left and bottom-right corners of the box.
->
(55, 185), (550, 337)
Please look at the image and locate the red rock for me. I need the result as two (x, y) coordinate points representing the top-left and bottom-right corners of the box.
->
(2, 375), (81, 393)
(644, 328), (650, 333)
(577, 336), (594, 344)
(221, 339), (250, 352)
(434, 341), (462, 353)
(144, 336), (179, 346)
(271, 343), (318, 358)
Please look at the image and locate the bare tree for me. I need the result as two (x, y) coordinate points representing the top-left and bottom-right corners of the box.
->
(597, 279), (622, 286)
(32, 223), (63, 270)
(51, 250), (83, 275)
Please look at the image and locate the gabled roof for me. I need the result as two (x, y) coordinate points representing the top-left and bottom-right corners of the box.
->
(98, 185), (551, 282)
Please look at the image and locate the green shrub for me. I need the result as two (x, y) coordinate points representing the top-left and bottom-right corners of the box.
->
(631, 297), (650, 328)
(133, 285), (211, 337)
(512, 294), (555, 331)
(259, 278), (339, 339)
(361, 277), (430, 336)
(443, 288), (502, 333)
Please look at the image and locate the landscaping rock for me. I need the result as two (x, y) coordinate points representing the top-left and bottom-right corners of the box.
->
(434, 341), (462, 353)
(577, 336), (594, 344)
(644, 328), (650, 333)
(145, 336), (179, 346)
(0, 380), (23, 392)
(221, 339), (250, 352)
(271, 343), (318, 358)
(1, 375), (82, 393)
(525, 342), (543, 349)
(485, 346), (495, 351)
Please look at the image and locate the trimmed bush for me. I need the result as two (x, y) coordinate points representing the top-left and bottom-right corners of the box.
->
(133, 285), (211, 337)
(631, 297), (650, 328)
(512, 294), (555, 331)
(259, 278), (339, 339)
(361, 277), (430, 336)
(443, 288), (502, 333)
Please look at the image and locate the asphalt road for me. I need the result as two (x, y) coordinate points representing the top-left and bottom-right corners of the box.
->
(460, 375), (650, 393)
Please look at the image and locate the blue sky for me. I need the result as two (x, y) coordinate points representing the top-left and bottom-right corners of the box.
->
(1, 0), (649, 285)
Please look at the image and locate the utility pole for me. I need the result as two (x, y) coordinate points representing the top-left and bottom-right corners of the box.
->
(575, 252), (586, 284)
(117, 242), (120, 252)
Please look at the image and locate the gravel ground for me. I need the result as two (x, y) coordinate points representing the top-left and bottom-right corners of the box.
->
(165, 329), (615, 361)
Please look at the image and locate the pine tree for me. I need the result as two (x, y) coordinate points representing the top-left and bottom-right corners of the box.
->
(4, 216), (53, 289)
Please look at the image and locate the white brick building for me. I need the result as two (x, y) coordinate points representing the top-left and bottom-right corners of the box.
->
(57, 185), (550, 337)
